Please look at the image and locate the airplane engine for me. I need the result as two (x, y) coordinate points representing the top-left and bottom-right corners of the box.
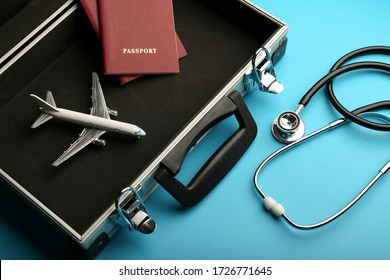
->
(92, 139), (106, 147)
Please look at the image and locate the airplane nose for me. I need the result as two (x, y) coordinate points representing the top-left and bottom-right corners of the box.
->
(137, 127), (146, 136)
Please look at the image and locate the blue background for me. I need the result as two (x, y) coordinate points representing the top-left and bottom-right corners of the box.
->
(1, 0), (389, 259)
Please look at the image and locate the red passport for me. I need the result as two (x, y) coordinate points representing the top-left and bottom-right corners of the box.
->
(80, 0), (187, 84)
(98, 0), (180, 75)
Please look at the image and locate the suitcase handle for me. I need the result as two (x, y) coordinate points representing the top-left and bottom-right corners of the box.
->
(154, 90), (257, 206)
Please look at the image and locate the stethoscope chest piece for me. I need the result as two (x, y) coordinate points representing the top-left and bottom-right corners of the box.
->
(271, 110), (305, 143)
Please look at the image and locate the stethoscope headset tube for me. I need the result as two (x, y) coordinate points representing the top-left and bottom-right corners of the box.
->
(301, 46), (390, 131)
(326, 46), (390, 131)
(255, 46), (390, 229)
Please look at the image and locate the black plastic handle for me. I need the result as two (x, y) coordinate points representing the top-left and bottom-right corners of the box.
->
(154, 90), (257, 206)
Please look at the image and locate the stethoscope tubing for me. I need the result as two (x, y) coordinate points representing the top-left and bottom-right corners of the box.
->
(300, 46), (390, 131)
(254, 114), (389, 230)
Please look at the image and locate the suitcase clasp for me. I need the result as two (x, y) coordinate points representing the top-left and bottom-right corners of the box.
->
(245, 48), (284, 94)
(115, 187), (156, 234)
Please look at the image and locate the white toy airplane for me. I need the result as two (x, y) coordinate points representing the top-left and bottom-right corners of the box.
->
(30, 72), (145, 166)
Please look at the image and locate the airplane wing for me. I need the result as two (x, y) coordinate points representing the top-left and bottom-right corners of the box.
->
(91, 72), (110, 119)
(52, 128), (106, 166)
(52, 73), (113, 166)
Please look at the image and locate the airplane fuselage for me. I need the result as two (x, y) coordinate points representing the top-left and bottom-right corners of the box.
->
(41, 107), (145, 136)
(30, 73), (145, 166)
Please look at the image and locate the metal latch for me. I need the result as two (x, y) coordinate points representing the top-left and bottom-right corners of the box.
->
(244, 48), (284, 94)
(115, 187), (156, 234)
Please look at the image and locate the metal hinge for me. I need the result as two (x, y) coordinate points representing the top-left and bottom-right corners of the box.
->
(114, 187), (156, 234)
(244, 48), (284, 94)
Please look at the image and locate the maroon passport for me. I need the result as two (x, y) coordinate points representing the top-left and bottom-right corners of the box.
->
(80, 0), (100, 36)
(80, 0), (187, 84)
(98, 0), (180, 75)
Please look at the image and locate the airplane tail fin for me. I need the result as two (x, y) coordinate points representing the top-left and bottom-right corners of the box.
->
(30, 91), (58, 128)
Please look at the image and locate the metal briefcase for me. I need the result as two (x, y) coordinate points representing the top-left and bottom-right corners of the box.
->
(0, 0), (288, 257)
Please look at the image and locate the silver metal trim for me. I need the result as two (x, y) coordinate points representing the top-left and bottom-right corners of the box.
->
(0, 169), (82, 240)
(0, 0), (76, 66)
(0, 3), (78, 76)
(240, 0), (287, 27)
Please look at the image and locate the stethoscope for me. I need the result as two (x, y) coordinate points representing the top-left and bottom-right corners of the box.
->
(254, 46), (390, 229)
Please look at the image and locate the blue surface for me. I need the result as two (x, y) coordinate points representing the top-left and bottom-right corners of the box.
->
(1, 0), (389, 260)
